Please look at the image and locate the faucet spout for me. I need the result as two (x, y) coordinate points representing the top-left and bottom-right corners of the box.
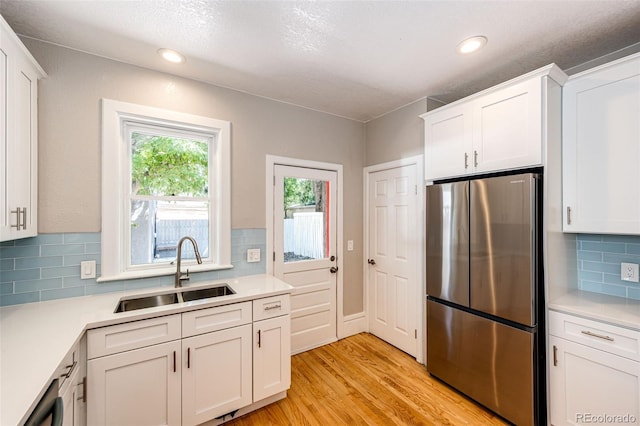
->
(175, 236), (203, 288)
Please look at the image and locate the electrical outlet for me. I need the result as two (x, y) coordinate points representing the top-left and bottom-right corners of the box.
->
(247, 248), (261, 263)
(621, 262), (639, 282)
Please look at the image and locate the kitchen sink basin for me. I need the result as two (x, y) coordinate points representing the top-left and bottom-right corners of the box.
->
(181, 284), (235, 302)
(114, 284), (235, 313)
(114, 293), (180, 313)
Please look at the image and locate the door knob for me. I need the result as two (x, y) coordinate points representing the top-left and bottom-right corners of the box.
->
(367, 259), (376, 265)
(330, 266), (338, 273)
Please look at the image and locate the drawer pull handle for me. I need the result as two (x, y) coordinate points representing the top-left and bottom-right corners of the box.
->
(10, 208), (21, 229)
(553, 345), (558, 366)
(61, 361), (77, 379)
(567, 206), (572, 225)
(464, 153), (469, 169)
(581, 330), (614, 342)
(264, 304), (281, 311)
(473, 150), (478, 167)
(79, 376), (87, 403)
(173, 351), (176, 373)
(187, 347), (191, 368)
(258, 329), (262, 348)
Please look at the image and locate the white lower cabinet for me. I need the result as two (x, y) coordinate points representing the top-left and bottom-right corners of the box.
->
(182, 324), (252, 425)
(87, 340), (182, 426)
(253, 315), (291, 402)
(87, 296), (291, 426)
(59, 339), (86, 426)
(60, 372), (78, 426)
(548, 311), (640, 425)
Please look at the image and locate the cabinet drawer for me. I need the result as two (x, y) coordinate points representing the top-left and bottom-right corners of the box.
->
(549, 310), (640, 361)
(87, 314), (181, 359)
(253, 294), (290, 321)
(182, 302), (252, 338)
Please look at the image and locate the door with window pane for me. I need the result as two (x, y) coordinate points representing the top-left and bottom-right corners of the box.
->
(274, 165), (337, 354)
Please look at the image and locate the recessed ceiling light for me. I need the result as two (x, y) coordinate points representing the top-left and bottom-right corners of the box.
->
(456, 36), (488, 54)
(158, 48), (186, 64)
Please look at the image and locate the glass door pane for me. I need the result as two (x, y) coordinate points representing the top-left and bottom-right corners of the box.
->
(282, 177), (330, 263)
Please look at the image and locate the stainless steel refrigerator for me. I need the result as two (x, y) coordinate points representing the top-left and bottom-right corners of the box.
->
(426, 172), (545, 426)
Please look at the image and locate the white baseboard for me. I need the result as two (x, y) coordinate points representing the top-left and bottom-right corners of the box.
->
(339, 312), (367, 339)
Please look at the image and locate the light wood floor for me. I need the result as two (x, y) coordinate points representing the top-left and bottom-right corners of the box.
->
(228, 333), (509, 425)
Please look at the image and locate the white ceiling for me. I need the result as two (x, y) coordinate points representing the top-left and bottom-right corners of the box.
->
(1, 1), (640, 122)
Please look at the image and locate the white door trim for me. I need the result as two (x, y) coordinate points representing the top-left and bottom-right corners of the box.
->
(266, 155), (346, 339)
(363, 155), (424, 363)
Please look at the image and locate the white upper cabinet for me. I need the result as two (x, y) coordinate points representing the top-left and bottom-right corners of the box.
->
(423, 102), (473, 179)
(421, 64), (567, 182)
(0, 16), (46, 242)
(563, 52), (640, 234)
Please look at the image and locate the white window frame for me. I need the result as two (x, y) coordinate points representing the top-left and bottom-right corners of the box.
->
(99, 99), (231, 282)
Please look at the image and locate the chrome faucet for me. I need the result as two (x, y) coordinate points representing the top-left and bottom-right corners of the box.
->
(175, 236), (203, 288)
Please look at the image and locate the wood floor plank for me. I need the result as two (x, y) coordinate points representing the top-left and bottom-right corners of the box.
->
(227, 333), (509, 425)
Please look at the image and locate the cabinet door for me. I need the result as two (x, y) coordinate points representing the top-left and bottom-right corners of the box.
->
(87, 340), (181, 426)
(253, 315), (291, 402)
(423, 103), (473, 181)
(0, 40), (7, 241)
(60, 367), (81, 426)
(563, 55), (640, 233)
(0, 46), (38, 241)
(182, 324), (252, 425)
(473, 77), (542, 174)
(549, 335), (640, 426)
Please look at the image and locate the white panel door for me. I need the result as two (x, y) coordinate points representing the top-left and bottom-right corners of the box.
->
(274, 165), (337, 354)
(87, 340), (181, 426)
(367, 164), (418, 356)
(182, 324), (252, 425)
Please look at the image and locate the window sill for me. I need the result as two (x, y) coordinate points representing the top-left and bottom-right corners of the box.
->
(96, 263), (234, 283)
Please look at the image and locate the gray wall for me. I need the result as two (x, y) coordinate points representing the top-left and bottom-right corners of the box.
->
(25, 39), (365, 315)
(364, 98), (444, 166)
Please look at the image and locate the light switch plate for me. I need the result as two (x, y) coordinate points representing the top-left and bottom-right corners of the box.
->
(347, 240), (354, 251)
(80, 260), (96, 279)
(621, 262), (639, 282)
(247, 248), (261, 263)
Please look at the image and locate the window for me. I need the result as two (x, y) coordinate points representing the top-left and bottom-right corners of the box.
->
(100, 99), (231, 281)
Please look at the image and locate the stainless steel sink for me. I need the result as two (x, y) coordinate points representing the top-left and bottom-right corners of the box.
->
(114, 293), (180, 313)
(114, 284), (235, 313)
(181, 284), (235, 302)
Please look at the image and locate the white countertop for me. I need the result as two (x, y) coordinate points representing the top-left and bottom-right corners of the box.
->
(0, 274), (293, 426)
(549, 290), (640, 332)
